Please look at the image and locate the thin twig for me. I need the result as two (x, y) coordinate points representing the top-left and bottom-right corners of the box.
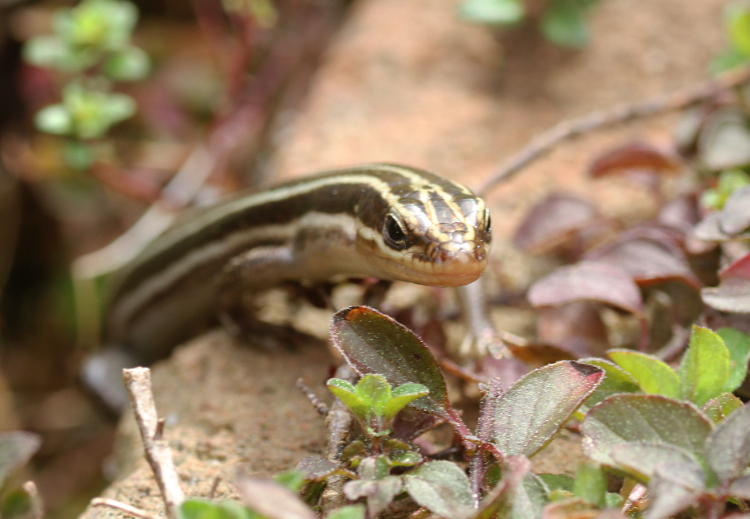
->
(479, 65), (750, 196)
(90, 498), (160, 519)
(622, 483), (648, 515)
(296, 377), (329, 416)
(123, 368), (185, 519)
(22, 481), (43, 519)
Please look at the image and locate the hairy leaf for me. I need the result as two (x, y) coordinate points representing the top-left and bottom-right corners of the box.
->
(528, 261), (643, 316)
(607, 350), (680, 399)
(702, 393), (744, 423)
(644, 468), (703, 519)
(679, 326), (730, 406)
(705, 402), (750, 481)
(330, 306), (449, 417)
(404, 461), (474, 519)
(577, 358), (640, 414)
(473, 455), (531, 519)
(608, 442), (705, 484)
(582, 394), (712, 468)
(718, 327), (750, 391)
(489, 361), (603, 457)
(702, 253), (750, 313)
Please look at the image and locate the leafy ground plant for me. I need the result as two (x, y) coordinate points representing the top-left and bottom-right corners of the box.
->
(0, 431), (42, 519)
(459, 0), (601, 48)
(23, 0), (149, 169)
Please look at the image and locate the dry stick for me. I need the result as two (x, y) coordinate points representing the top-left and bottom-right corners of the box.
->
(123, 367), (186, 519)
(22, 481), (43, 519)
(90, 498), (161, 519)
(478, 65), (750, 196)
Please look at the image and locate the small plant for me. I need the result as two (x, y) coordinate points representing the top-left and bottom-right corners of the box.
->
(459, 0), (601, 48)
(23, 0), (150, 169)
(712, 0), (750, 72)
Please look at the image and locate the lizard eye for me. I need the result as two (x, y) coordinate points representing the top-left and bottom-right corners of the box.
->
(383, 214), (410, 250)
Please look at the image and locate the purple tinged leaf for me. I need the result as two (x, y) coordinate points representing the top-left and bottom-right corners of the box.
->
(295, 456), (340, 482)
(581, 395), (712, 468)
(698, 108), (750, 170)
(702, 253), (750, 313)
(606, 350), (680, 399)
(489, 361), (603, 457)
(528, 261), (644, 316)
(236, 475), (316, 519)
(493, 472), (548, 519)
(344, 476), (402, 517)
(403, 461), (474, 519)
(513, 193), (603, 253)
(587, 141), (681, 179)
(585, 237), (701, 289)
(720, 185), (750, 235)
(608, 442), (705, 485)
(0, 431), (41, 485)
(643, 467), (703, 519)
(330, 306), (449, 418)
(729, 474), (750, 499)
(537, 302), (610, 357)
(705, 402), (750, 481)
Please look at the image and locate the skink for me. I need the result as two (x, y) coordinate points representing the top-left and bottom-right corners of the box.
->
(84, 163), (492, 408)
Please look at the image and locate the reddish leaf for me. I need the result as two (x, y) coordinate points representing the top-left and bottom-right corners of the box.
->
(537, 302), (610, 357)
(658, 194), (702, 232)
(588, 141), (681, 178)
(528, 261), (644, 316)
(513, 193), (604, 253)
(585, 236), (701, 289)
(330, 306), (450, 418)
(702, 253), (750, 313)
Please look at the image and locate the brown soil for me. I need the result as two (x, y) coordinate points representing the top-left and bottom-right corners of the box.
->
(84, 0), (729, 516)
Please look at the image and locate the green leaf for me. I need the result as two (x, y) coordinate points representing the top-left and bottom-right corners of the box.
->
(327, 378), (369, 420)
(493, 472), (549, 519)
(23, 36), (68, 67)
(459, 0), (525, 25)
(404, 461), (475, 519)
(273, 470), (305, 492)
(679, 326), (731, 406)
(541, 0), (589, 48)
(1, 489), (32, 519)
(572, 463), (606, 508)
(355, 374), (392, 417)
(62, 140), (95, 171)
(711, 48), (750, 73)
(0, 432), (41, 487)
(325, 505), (365, 519)
(537, 473), (574, 493)
(607, 350), (680, 398)
(35, 104), (73, 136)
(727, 1), (750, 57)
(382, 383), (429, 419)
(702, 392), (744, 423)
(718, 327), (750, 391)
(582, 394), (713, 470)
(103, 45), (150, 81)
(488, 361), (603, 457)
(577, 358), (640, 416)
(330, 306), (450, 417)
(178, 500), (254, 519)
(705, 402), (750, 481)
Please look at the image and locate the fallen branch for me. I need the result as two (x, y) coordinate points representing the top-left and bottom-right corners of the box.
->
(478, 65), (750, 196)
(123, 367), (185, 519)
